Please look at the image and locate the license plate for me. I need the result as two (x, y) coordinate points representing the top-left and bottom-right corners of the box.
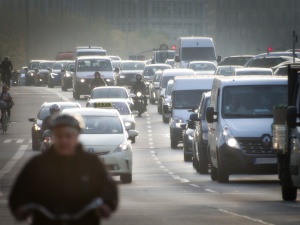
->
(94, 102), (112, 108)
(254, 158), (277, 164)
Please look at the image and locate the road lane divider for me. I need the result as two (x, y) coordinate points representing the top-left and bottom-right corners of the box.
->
(3, 139), (25, 144)
(0, 145), (28, 181)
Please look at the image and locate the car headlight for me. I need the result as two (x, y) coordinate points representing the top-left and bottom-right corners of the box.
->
(202, 133), (208, 141)
(80, 79), (85, 83)
(136, 92), (142, 97)
(119, 74), (125, 78)
(145, 82), (150, 85)
(106, 79), (111, 82)
(175, 117), (183, 128)
(223, 126), (240, 149)
(66, 73), (71, 77)
(30, 73), (34, 76)
(114, 142), (128, 152)
(34, 124), (41, 131)
(124, 122), (132, 128)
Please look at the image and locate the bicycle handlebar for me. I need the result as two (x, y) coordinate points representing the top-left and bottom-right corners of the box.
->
(26, 198), (103, 221)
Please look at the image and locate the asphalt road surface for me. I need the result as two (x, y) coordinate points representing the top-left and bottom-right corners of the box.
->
(0, 86), (299, 225)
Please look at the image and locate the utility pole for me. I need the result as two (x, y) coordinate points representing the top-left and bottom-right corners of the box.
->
(293, 31), (298, 63)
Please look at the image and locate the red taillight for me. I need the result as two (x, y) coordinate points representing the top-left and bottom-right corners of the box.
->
(171, 45), (176, 50)
(44, 137), (51, 143)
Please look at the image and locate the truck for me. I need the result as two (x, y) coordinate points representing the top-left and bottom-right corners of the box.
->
(175, 37), (217, 68)
(273, 63), (300, 201)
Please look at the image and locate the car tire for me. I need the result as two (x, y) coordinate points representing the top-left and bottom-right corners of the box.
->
(150, 98), (155, 104)
(282, 186), (297, 201)
(130, 137), (136, 143)
(210, 164), (218, 181)
(73, 89), (80, 100)
(183, 139), (192, 162)
(217, 154), (229, 183)
(120, 174), (132, 184)
(198, 143), (209, 174)
(162, 114), (169, 124)
(62, 84), (67, 92)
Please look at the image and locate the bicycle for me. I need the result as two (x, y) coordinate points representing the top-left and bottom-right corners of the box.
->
(1, 108), (9, 134)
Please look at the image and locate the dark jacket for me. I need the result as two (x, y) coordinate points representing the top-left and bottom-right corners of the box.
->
(0, 60), (13, 75)
(131, 81), (146, 94)
(41, 115), (51, 133)
(90, 78), (106, 88)
(9, 144), (118, 225)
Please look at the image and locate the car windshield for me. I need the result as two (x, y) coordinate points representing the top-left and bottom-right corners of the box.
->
(67, 63), (75, 71)
(235, 70), (272, 76)
(53, 62), (67, 70)
(154, 74), (162, 82)
(38, 105), (79, 120)
(220, 57), (252, 66)
(173, 90), (209, 109)
(202, 97), (211, 119)
(155, 51), (175, 63)
(166, 83), (173, 95)
(91, 88), (128, 99)
(120, 62), (145, 70)
(144, 66), (170, 77)
(222, 85), (287, 118)
(189, 63), (216, 71)
(94, 102), (130, 115)
(82, 116), (123, 134)
(216, 67), (237, 76)
(248, 58), (286, 68)
(181, 47), (215, 61)
(38, 62), (53, 70)
(29, 62), (39, 70)
(77, 59), (112, 72)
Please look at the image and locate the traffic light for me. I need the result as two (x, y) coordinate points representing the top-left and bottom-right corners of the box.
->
(171, 45), (176, 50)
(267, 47), (273, 53)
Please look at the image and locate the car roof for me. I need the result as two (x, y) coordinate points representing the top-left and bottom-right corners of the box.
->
(62, 108), (119, 117)
(217, 65), (243, 68)
(120, 60), (145, 64)
(77, 56), (110, 60)
(41, 102), (80, 107)
(214, 76), (287, 87)
(189, 61), (216, 64)
(162, 68), (195, 76)
(223, 55), (254, 58)
(235, 67), (272, 72)
(93, 86), (127, 91)
(88, 98), (129, 103)
(144, 64), (171, 67)
(39, 61), (55, 64)
(30, 60), (48, 63)
(204, 91), (211, 97)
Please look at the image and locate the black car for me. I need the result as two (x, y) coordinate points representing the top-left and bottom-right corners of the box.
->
(116, 61), (146, 86)
(48, 61), (71, 88)
(191, 91), (211, 174)
(28, 102), (81, 150)
(25, 60), (46, 86)
(218, 55), (254, 66)
(61, 61), (75, 91)
(35, 61), (54, 86)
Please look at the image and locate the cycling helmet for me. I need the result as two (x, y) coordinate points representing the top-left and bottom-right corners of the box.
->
(50, 114), (83, 132)
(136, 73), (142, 81)
(49, 104), (61, 114)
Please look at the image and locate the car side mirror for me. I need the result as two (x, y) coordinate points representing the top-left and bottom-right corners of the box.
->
(129, 93), (136, 98)
(114, 67), (120, 73)
(174, 55), (180, 63)
(163, 105), (170, 114)
(217, 55), (222, 63)
(286, 106), (297, 128)
(187, 120), (195, 129)
(189, 112), (200, 121)
(28, 117), (36, 122)
(206, 107), (217, 123)
(128, 130), (139, 138)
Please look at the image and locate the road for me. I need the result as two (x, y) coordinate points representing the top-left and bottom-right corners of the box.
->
(0, 86), (299, 225)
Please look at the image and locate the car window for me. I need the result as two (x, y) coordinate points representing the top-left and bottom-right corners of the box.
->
(67, 63), (75, 71)
(38, 105), (79, 120)
(39, 62), (53, 70)
(91, 89), (128, 99)
(53, 62), (67, 70)
(77, 59), (112, 72)
(173, 90), (209, 109)
(144, 66), (169, 77)
(189, 63), (216, 71)
(120, 62), (145, 70)
(82, 116), (123, 134)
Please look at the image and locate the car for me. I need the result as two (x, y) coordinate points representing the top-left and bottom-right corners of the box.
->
(149, 71), (163, 104)
(271, 61), (294, 76)
(61, 108), (138, 183)
(244, 55), (300, 68)
(107, 56), (121, 69)
(28, 102), (81, 151)
(72, 56), (115, 99)
(142, 64), (171, 94)
(35, 61), (54, 86)
(162, 79), (174, 123)
(25, 60), (47, 86)
(48, 61), (71, 88)
(86, 86), (134, 108)
(164, 76), (214, 149)
(151, 50), (175, 64)
(157, 69), (195, 114)
(234, 67), (273, 76)
(86, 98), (136, 142)
(191, 91), (211, 173)
(75, 46), (107, 57)
(206, 76), (287, 183)
(19, 66), (27, 86)
(165, 59), (175, 68)
(115, 61), (146, 86)
(215, 65), (243, 76)
(61, 61), (75, 91)
(218, 55), (254, 66)
(187, 61), (217, 75)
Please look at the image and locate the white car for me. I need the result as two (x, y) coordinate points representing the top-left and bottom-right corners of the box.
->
(87, 98), (137, 142)
(235, 67), (273, 76)
(187, 61), (217, 75)
(62, 108), (138, 183)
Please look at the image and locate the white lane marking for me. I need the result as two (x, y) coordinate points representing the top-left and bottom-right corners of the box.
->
(168, 172), (174, 175)
(150, 151), (155, 154)
(148, 133), (152, 137)
(16, 139), (24, 143)
(218, 209), (274, 225)
(149, 138), (153, 141)
(45, 89), (69, 101)
(148, 125), (152, 129)
(150, 146), (154, 149)
(3, 139), (25, 144)
(148, 130), (152, 133)
(156, 161), (161, 165)
(190, 184), (200, 188)
(160, 165), (165, 169)
(149, 142), (154, 145)
(153, 157), (159, 160)
(3, 139), (11, 143)
(164, 169), (169, 172)
(147, 121), (151, 124)
(0, 145), (28, 180)
(205, 189), (216, 193)
(180, 179), (190, 183)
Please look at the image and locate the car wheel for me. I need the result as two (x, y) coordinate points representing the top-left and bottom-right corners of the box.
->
(120, 174), (132, 184)
(162, 114), (169, 124)
(62, 84), (67, 92)
(198, 143), (209, 174)
(183, 139), (192, 162)
(130, 137), (136, 143)
(73, 89), (80, 100)
(217, 154), (229, 183)
(282, 186), (297, 201)
(210, 164), (218, 181)
(150, 98), (155, 104)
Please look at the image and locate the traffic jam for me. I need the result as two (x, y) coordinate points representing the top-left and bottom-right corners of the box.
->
(1, 12), (300, 225)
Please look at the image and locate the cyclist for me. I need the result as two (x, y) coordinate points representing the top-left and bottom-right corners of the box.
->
(9, 114), (118, 225)
(131, 73), (147, 109)
(89, 71), (106, 90)
(0, 85), (13, 123)
(41, 104), (61, 133)
(0, 56), (13, 87)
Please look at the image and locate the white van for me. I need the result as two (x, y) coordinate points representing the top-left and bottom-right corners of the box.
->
(206, 76), (287, 183)
(175, 37), (217, 68)
(72, 56), (114, 99)
(75, 46), (107, 57)
(164, 76), (215, 149)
